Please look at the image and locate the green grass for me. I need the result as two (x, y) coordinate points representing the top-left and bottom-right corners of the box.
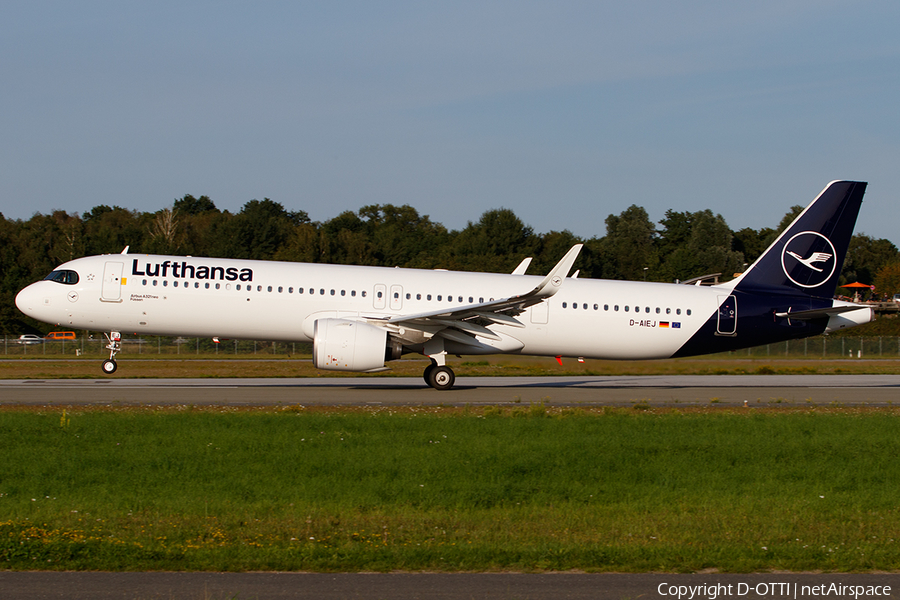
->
(2, 407), (900, 572)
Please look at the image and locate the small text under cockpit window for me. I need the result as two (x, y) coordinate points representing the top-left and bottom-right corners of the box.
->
(43, 270), (79, 285)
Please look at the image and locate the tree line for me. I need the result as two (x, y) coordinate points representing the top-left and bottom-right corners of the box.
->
(3, 195), (899, 334)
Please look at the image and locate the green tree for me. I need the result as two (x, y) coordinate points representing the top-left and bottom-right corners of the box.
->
(732, 226), (775, 265)
(173, 194), (217, 216)
(213, 199), (308, 260)
(657, 210), (744, 283)
(320, 211), (372, 265)
(445, 208), (538, 272)
(145, 207), (184, 255)
(842, 234), (899, 286)
(599, 205), (658, 280)
(82, 205), (145, 255)
(874, 263), (900, 299)
(359, 204), (449, 268)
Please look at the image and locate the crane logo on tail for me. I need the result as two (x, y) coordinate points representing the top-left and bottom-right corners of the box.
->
(781, 231), (837, 289)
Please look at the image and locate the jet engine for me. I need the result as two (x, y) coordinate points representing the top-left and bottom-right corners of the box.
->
(312, 318), (402, 372)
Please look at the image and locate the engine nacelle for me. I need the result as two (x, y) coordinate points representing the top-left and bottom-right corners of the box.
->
(313, 318), (401, 372)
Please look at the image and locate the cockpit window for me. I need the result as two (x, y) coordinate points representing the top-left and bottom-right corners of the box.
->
(43, 270), (80, 285)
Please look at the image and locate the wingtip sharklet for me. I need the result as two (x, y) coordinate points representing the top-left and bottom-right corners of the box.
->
(530, 244), (583, 298)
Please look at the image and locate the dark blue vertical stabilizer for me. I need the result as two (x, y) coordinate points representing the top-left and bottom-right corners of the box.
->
(733, 180), (867, 298)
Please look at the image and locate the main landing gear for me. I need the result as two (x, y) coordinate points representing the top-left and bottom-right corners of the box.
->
(422, 337), (455, 390)
(101, 331), (121, 375)
(423, 360), (455, 391)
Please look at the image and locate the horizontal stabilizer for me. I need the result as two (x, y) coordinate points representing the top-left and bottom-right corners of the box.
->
(776, 305), (872, 320)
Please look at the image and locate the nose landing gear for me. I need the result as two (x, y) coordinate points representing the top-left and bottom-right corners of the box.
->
(101, 331), (121, 375)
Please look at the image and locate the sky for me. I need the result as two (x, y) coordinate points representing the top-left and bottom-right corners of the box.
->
(2, 1), (899, 243)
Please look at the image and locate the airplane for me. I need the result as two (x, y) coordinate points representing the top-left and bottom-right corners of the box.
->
(15, 180), (873, 390)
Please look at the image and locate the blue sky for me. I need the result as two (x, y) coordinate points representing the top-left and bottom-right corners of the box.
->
(2, 1), (898, 243)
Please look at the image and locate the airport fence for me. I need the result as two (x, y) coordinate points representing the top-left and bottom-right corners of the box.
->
(2, 336), (313, 357)
(3, 335), (900, 359)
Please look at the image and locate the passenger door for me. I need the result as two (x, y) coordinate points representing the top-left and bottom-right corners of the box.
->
(101, 262), (124, 302)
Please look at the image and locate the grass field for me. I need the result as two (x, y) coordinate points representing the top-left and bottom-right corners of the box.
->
(2, 405), (899, 572)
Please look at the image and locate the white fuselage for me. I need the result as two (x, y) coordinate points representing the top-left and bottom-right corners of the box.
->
(16, 254), (721, 360)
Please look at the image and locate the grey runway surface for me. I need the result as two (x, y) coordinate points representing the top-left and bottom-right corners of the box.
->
(1, 374), (900, 406)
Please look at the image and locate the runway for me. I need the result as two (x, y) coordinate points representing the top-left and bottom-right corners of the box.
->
(2, 374), (900, 406)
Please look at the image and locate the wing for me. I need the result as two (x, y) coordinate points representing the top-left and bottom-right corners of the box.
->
(362, 244), (583, 347)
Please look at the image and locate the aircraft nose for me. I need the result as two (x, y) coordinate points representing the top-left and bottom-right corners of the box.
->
(15, 283), (42, 316)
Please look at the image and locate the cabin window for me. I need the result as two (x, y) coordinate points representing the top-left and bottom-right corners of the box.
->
(206, 283), (211, 289)
(614, 305), (619, 311)
(656, 307), (660, 314)
(406, 293), (410, 299)
(342, 290), (346, 296)
(676, 308), (681, 315)
(604, 304), (608, 311)
(468, 297), (474, 303)
(624, 305), (629, 312)
(687, 309), (692, 316)
(278, 286), (283, 293)
(666, 308), (671, 314)
(319, 289), (325, 295)
(480, 297), (484, 303)
(562, 302), (567, 308)
(152, 280), (158, 287)
(361, 291), (367, 297)
(377, 291), (383, 299)
(594, 304), (599, 310)
(417, 293), (422, 300)
(351, 290), (356, 297)
(288, 287), (293, 293)
(645, 307), (650, 313)
(216, 283), (221, 290)
(330, 289), (335, 296)
(437, 295), (442, 301)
